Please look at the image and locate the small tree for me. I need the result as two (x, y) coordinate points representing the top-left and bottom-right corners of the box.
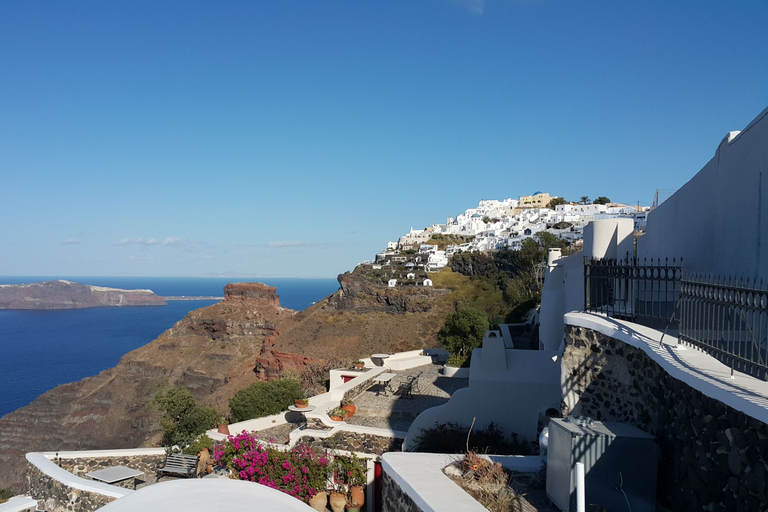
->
(592, 196), (611, 205)
(547, 197), (567, 209)
(437, 308), (489, 367)
(229, 378), (305, 422)
(579, 196), (590, 205)
(154, 386), (219, 447)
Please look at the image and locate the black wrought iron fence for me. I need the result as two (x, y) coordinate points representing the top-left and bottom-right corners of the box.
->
(678, 275), (768, 380)
(584, 257), (768, 380)
(584, 256), (683, 328)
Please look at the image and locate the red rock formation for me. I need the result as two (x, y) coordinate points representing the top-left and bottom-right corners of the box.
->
(224, 282), (279, 305)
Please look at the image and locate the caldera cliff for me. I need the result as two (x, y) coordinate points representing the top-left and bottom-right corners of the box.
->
(0, 269), (487, 492)
(0, 280), (166, 309)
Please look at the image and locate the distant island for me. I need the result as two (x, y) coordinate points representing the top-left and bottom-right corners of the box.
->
(0, 280), (167, 309)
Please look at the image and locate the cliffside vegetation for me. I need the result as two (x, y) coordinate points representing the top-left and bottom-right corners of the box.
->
(153, 386), (219, 447)
(449, 232), (570, 323)
(437, 307), (489, 367)
(229, 379), (305, 422)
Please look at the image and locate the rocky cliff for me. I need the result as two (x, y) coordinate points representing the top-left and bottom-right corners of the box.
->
(0, 283), (292, 491)
(0, 270), (487, 492)
(0, 280), (166, 309)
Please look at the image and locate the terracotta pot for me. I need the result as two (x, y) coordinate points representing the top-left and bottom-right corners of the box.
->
(330, 415), (344, 422)
(206, 463), (213, 474)
(295, 400), (309, 409)
(349, 485), (364, 508)
(341, 404), (356, 418)
(352, 363), (364, 369)
(329, 491), (346, 512)
(217, 423), (230, 435)
(308, 490), (327, 512)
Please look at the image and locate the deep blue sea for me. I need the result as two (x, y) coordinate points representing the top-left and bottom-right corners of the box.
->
(0, 276), (339, 418)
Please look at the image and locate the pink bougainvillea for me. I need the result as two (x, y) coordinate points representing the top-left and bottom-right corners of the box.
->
(214, 431), (330, 502)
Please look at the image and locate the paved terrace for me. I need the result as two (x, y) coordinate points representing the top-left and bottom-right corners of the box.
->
(344, 362), (469, 432)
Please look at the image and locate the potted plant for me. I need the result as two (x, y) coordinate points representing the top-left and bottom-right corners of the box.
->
(295, 398), (309, 409)
(328, 484), (347, 512)
(340, 398), (356, 418)
(352, 360), (365, 369)
(217, 416), (230, 435)
(334, 452), (367, 508)
(328, 407), (348, 422)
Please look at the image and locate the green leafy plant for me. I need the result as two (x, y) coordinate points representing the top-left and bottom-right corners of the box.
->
(182, 434), (213, 456)
(153, 386), (219, 447)
(438, 307), (489, 367)
(0, 488), (13, 504)
(333, 452), (368, 487)
(328, 407), (348, 418)
(229, 378), (305, 422)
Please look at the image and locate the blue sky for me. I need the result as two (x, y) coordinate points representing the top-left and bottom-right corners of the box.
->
(1, 1), (766, 277)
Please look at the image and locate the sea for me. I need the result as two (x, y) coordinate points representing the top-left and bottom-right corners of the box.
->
(0, 276), (339, 419)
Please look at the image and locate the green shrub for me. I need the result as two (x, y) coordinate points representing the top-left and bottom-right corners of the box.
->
(229, 378), (305, 422)
(153, 386), (220, 447)
(438, 307), (489, 366)
(0, 488), (12, 503)
(182, 434), (213, 456)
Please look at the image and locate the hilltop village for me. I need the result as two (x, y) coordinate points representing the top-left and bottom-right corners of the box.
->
(371, 192), (647, 277)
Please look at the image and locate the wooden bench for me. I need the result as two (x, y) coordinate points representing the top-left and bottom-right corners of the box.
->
(157, 453), (199, 478)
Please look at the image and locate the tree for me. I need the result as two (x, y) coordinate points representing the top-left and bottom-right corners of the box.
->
(154, 386), (219, 447)
(229, 378), (305, 422)
(579, 196), (590, 205)
(437, 308), (489, 367)
(592, 196), (611, 205)
(547, 197), (567, 209)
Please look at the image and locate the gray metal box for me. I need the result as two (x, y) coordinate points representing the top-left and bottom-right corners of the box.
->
(546, 418), (659, 512)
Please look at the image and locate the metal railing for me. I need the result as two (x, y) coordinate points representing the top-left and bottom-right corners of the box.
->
(584, 256), (683, 329)
(678, 275), (768, 380)
(584, 257), (768, 381)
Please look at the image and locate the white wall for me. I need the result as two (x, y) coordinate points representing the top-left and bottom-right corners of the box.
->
(637, 107), (768, 281)
(538, 218), (635, 351)
(404, 335), (561, 449)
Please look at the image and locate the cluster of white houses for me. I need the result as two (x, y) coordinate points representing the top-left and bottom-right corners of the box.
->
(374, 192), (649, 275)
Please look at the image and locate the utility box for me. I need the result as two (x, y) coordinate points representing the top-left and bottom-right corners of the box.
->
(546, 418), (659, 512)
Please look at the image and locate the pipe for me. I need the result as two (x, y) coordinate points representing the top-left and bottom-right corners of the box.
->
(575, 462), (586, 512)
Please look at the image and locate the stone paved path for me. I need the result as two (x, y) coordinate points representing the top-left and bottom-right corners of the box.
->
(344, 362), (468, 431)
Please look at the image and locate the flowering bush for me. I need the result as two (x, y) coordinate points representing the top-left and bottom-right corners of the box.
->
(214, 431), (330, 502)
(333, 452), (368, 487)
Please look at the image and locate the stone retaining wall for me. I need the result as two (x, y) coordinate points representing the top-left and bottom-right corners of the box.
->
(302, 432), (403, 456)
(343, 374), (378, 403)
(381, 470), (420, 512)
(58, 455), (165, 489)
(563, 325), (768, 512)
(26, 464), (113, 512)
(25, 454), (165, 512)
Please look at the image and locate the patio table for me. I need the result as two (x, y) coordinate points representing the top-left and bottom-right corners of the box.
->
(287, 404), (315, 429)
(86, 466), (144, 488)
(373, 372), (397, 396)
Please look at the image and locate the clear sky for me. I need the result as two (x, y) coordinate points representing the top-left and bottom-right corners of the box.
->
(1, 1), (766, 278)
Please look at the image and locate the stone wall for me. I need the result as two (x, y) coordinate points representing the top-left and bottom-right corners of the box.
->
(58, 455), (165, 488)
(26, 464), (114, 512)
(26, 454), (165, 512)
(381, 469), (420, 512)
(563, 325), (768, 512)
